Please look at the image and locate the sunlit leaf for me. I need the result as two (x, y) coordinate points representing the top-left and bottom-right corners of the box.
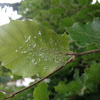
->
(0, 20), (69, 77)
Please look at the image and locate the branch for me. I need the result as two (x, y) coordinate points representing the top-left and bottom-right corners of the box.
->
(66, 48), (100, 57)
(1, 56), (75, 100)
(1, 48), (100, 100)
(73, 55), (100, 63)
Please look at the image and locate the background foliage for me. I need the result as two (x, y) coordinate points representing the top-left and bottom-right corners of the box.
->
(0, 0), (100, 100)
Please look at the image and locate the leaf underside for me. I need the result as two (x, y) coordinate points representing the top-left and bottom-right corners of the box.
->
(0, 20), (69, 77)
(67, 18), (100, 47)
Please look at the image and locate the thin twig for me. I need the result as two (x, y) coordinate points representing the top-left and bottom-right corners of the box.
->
(1, 56), (75, 100)
(72, 55), (100, 63)
(66, 48), (100, 57)
(1, 48), (100, 100)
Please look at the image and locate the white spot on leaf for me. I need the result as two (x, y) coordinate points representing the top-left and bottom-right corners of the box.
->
(34, 36), (36, 39)
(16, 50), (18, 52)
(32, 58), (35, 63)
(25, 36), (31, 43)
(33, 44), (36, 48)
(38, 31), (41, 35)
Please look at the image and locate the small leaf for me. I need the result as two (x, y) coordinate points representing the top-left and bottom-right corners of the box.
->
(75, 8), (91, 22)
(55, 81), (81, 95)
(59, 17), (75, 27)
(51, 0), (59, 6)
(78, 0), (92, 6)
(85, 63), (100, 86)
(33, 82), (49, 100)
(67, 19), (100, 47)
(0, 20), (70, 77)
(50, 7), (65, 15)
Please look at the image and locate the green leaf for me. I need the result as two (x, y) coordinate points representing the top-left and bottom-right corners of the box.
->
(51, 0), (59, 6)
(85, 63), (100, 90)
(0, 20), (69, 77)
(0, 92), (6, 99)
(75, 8), (90, 22)
(33, 82), (49, 100)
(67, 19), (100, 47)
(78, 0), (92, 6)
(59, 17), (75, 27)
(50, 7), (65, 15)
(60, 0), (69, 7)
(55, 81), (81, 95)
